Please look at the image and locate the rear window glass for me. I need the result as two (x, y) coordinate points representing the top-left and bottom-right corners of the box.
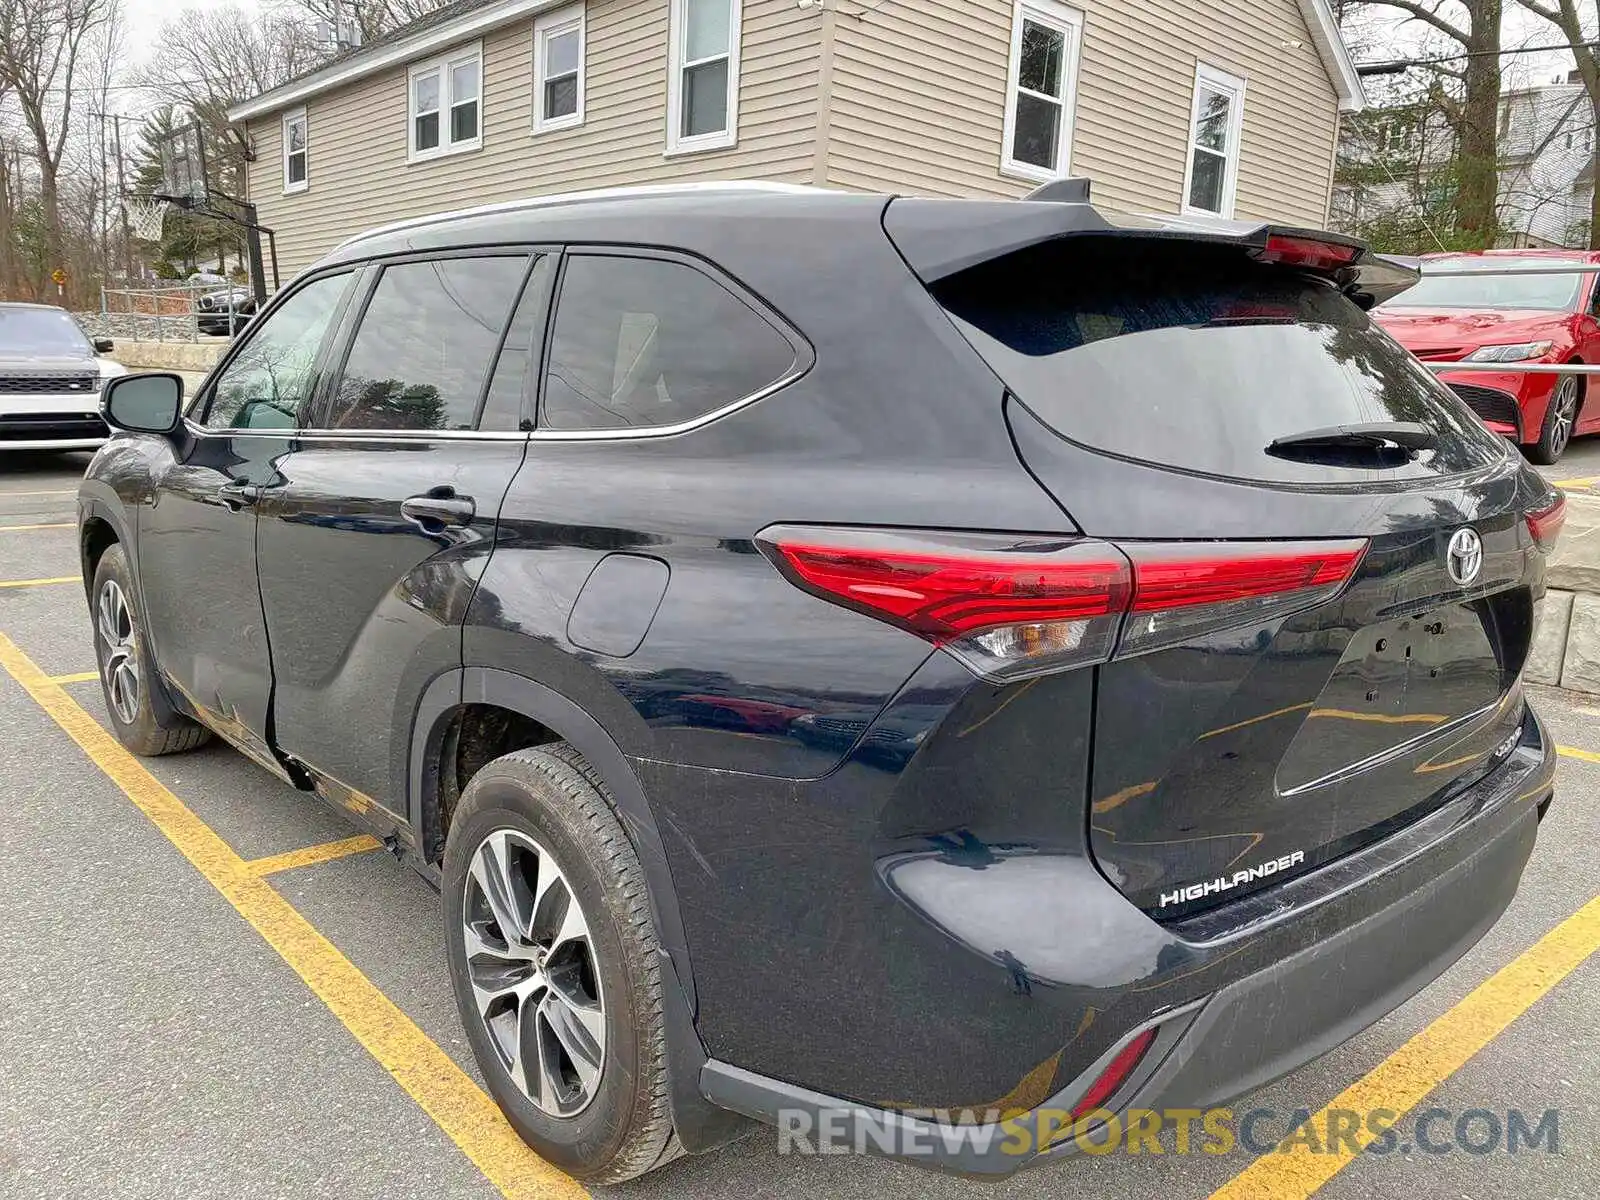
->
(933, 239), (1507, 484)
(542, 254), (798, 432)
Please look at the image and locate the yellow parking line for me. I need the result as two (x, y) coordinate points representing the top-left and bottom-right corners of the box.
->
(0, 522), (73, 532)
(46, 671), (99, 685)
(1551, 476), (1597, 488)
(246, 835), (384, 876)
(0, 634), (588, 1200)
(1558, 744), (1600, 764)
(0, 575), (80, 589)
(1208, 892), (1600, 1200)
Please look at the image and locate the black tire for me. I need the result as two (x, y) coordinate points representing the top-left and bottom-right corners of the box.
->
(89, 544), (211, 756)
(1525, 373), (1581, 466)
(443, 744), (675, 1183)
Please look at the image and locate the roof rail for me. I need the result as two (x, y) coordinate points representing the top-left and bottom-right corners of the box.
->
(1024, 177), (1092, 204)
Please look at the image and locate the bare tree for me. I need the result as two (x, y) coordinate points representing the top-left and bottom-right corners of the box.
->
(0, 0), (116, 279)
(1344, 1), (1506, 245)
(142, 5), (323, 171)
(293, 0), (456, 41)
(1515, 0), (1600, 245)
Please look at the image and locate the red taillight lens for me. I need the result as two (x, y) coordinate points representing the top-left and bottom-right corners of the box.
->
(759, 527), (1132, 680)
(1121, 539), (1367, 655)
(1527, 493), (1566, 552)
(1128, 541), (1369, 611)
(759, 527), (1369, 678)
(1070, 1027), (1157, 1119)
(1254, 233), (1362, 272)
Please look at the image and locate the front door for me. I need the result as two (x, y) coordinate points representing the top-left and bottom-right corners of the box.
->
(254, 251), (549, 826)
(135, 270), (356, 770)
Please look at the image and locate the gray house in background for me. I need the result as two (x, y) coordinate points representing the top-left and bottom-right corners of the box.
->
(1335, 74), (1597, 249)
(227, 0), (1365, 279)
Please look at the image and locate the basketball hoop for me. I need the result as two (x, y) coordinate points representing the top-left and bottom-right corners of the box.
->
(124, 195), (170, 242)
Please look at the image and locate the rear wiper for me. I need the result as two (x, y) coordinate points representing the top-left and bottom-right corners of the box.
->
(1268, 421), (1437, 456)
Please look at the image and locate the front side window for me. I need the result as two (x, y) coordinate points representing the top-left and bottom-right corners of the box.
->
(1001, 0), (1083, 182)
(409, 44), (482, 160)
(205, 274), (350, 430)
(535, 5), (584, 131)
(1184, 63), (1246, 217)
(324, 255), (528, 432)
(283, 108), (308, 192)
(668, 0), (739, 152)
(542, 254), (797, 432)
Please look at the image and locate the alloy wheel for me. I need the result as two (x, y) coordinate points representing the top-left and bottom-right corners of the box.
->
(462, 828), (606, 1117)
(97, 579), (140, 725)
(1550, 376), (1578, 458)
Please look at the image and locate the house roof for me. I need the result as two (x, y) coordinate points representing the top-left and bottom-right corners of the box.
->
(1295, 0), (1365, 113)
(228, 0), (1367, 123)
(226, 0), (556, 122)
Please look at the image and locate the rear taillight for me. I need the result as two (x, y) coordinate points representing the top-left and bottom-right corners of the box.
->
(1121, 540), (1369, 655)
(760, 527), (1131, 680)
(760, 527), (1368, 679)
(1527, 493), (1566, 552)
(1253, 233), (1363, 271)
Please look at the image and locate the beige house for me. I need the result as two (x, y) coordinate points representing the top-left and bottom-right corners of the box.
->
(227, 0), (1365, 280)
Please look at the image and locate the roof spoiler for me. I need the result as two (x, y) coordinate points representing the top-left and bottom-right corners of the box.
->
(882, 195), (1420, 310)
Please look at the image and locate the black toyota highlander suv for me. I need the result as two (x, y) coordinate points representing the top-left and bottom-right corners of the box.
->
(80, 182), (1561, 1182)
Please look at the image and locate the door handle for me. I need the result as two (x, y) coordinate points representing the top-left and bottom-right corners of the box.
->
(217, 483), (262, 511)
(401, 490), (476, 529)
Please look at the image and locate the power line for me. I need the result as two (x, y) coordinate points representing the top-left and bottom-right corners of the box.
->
(1358, 39), (1600, 76)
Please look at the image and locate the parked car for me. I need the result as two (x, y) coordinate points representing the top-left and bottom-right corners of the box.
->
(194, 286), (257, 337)
(0, 302), (124, 451)
(1374, 248), (1600, 463)
(80, 184), (1560, 1181)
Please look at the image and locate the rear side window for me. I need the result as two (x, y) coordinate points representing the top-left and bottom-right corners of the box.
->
(324, 255), (528, 432)
(542, 253), (798, 432)
(933, 239), (1507, 483)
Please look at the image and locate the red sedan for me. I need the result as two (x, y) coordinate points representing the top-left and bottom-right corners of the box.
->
(1375, 249), (1600, 463)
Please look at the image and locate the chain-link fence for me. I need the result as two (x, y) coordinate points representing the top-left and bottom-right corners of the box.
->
(78, 282), (255, 343)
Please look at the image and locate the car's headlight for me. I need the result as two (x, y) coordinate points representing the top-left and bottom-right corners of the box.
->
(1463, 341), (1556, 362)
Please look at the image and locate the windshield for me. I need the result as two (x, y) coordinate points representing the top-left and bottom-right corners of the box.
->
(931, 238), (1505, 485)
(1383, 258), (1587, 311)
(0, 307), (93, 357)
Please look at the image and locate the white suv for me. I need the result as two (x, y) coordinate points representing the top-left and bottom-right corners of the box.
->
(0, 302), (125, 451)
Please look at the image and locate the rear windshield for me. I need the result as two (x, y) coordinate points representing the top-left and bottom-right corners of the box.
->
(933, 238), (1507, 484)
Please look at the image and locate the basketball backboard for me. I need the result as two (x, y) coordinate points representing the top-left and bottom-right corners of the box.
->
(157, 121), (209, 207)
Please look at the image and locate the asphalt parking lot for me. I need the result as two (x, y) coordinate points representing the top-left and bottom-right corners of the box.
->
(2, 448), (1597, 1200)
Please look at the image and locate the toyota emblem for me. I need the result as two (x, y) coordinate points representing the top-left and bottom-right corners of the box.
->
(1446, 527), (1483, 587)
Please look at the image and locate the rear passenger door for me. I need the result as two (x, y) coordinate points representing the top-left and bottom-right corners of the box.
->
(254, 250), (553, 827)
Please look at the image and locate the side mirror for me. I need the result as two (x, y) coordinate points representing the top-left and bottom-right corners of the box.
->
(93, 337), (115, 354)
(102, 373), (183, 436)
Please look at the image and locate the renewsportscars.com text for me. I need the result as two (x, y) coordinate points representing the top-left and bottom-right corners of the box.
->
(776, 1105), (1560, 1159)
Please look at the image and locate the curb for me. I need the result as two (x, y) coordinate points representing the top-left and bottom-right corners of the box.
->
(110, 339), (227, 374)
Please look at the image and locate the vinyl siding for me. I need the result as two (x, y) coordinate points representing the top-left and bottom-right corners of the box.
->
(823, 0), (1340, 226)
(247, 0), (820, 279)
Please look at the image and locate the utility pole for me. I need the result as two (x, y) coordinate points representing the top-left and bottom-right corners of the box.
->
(106, 113), (132, 281)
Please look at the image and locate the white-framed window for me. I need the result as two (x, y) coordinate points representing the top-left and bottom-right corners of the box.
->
(282, 107), (308, 193)
(666, 0), (740, 154)
(534, 5), (585, 132)
(408, 42), (483, 162)
(1182, 63), (1246, 218)
(1000, 0), (1084, 183)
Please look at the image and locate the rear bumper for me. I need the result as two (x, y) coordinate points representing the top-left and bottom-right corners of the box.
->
(697, 704), (1555, 1176)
